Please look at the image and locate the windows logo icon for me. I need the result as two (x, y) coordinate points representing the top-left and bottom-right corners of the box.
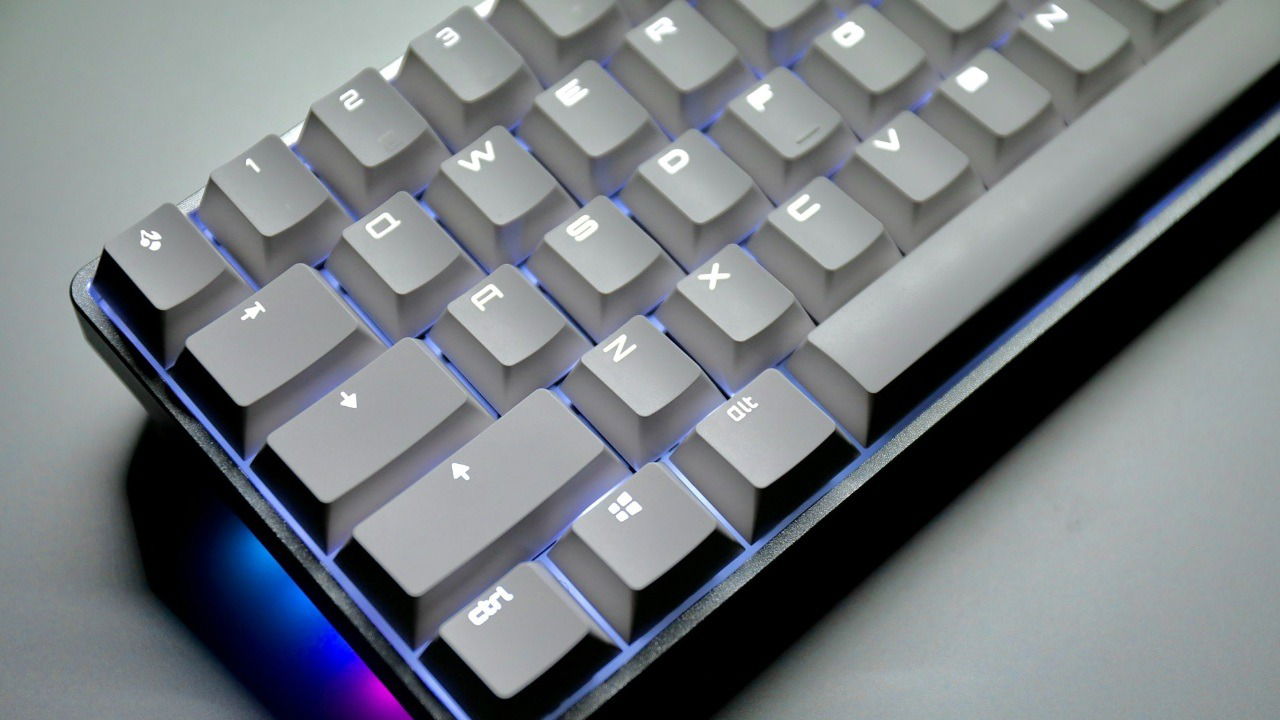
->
(607, 491), (642, 522)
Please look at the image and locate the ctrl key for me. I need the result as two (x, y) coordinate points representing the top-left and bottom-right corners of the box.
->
(424, 563), (617, 718)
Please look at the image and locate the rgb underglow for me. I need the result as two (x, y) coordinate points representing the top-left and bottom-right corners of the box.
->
(213, 519), (412, 720)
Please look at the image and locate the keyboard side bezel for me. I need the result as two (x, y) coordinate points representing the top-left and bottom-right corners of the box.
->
(71, 257), (453, 720)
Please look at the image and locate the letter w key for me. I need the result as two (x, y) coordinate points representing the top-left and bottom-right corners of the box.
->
(458, 140), (496, 171)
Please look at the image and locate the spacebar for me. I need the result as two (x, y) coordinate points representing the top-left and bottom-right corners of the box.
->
(787, 0), (1280, 445)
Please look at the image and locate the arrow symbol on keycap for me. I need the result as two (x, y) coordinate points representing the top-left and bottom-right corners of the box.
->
(339, 391), (358, 409)
(873, 128), (900, 152)
(697, 263), (731, 291)
(240, 301), (266, 321)
(452, 463), (471, 481)
(1035, 4), (1068, 31)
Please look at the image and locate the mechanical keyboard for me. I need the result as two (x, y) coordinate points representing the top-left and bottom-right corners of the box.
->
(70, 0), (1280, 717)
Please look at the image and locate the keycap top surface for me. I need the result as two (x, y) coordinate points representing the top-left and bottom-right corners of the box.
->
(177, 264), (384, 455)
(425, 126), (578, 271)
(880, 0), (1016, 72)
(797, 6), (937, 137)
(921, 50), (1063, 184)
(397, 6), (541, 150)
(256, 338), (492, 551)
(96, 203), (252, 366)
(836, 111), (984, 252)
(339, 389), (628, 645)
(431, 562), (617, 710)
(610, 1), (754, 133)
(710, 67), (857, 203)
(520, 60), (668, 201)
(296, 68), (447, 215)
(563, 316), (723, 465)
(199, 135), (349, 284)
(748, 177), (900, 322)
(672, 369), (855, 540)
(658, 244), (814, 390)
(700, 0), (837, 69)
(620, 130), (772, 270)
(1003, 0), (1138, 120)
(527, 197), (682, 341)
(430, 265), (589, 413)
(550, 463), (740, 640)
(490, 0), (629, 85)
(326, 191), (484, 340)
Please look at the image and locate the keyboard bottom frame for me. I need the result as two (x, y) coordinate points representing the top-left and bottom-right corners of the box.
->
(71, 104), (1279, 719)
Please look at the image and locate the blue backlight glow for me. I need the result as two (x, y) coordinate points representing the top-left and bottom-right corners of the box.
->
(202, 497), (411, 720)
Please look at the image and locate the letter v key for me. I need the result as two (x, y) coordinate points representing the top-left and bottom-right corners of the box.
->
(873, 128), (900, 152)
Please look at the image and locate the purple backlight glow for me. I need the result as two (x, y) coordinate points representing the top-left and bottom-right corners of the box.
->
(209, 511), (412, 720)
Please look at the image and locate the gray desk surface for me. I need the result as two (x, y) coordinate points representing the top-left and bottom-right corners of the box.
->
(1, 2), (1277, 718)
